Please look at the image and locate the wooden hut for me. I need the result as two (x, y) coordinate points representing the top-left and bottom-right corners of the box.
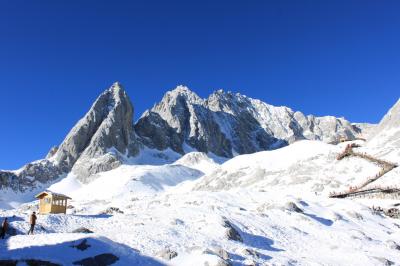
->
(35, 191), (71, 214)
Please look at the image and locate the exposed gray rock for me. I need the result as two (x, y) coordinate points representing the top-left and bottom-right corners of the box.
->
(222, 218), (243, 242)
(215, 259), (232, 266)
(156, 248), (178, 260)
(59, 82), (140, 183)
(0, 82), (140, 190)
(386, 240), (400, 250)
(136, 86), (360, 157)
(0, 84), (373, 192)
(373, 257), (395, 266)
(242, 248), (261, 258)
(284, 202), (303, 213)
(101, 207), (124, 215)
(71, 227), (94, 234)
(203, 247), (230, 260)
(384, 208), (400, 219)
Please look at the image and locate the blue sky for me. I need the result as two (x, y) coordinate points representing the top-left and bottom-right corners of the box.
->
(0, 0), (399, 169)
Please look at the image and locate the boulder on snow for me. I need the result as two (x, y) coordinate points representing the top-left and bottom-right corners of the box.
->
(242, 248), (261, 258)
(215, 259), (232, 266)
(101, 207), (124, 215)
(202, 247), (230, 260)
(373, 257), (395, 266)
(71, 227), (94, 234)
(156, 248), (178, 260)
(284, 202), (303, 213)
(222, 219), (243, 242)
(386, 240), (400, 250)
(73, 253), (119, 266)
(384, 208), (400, 219)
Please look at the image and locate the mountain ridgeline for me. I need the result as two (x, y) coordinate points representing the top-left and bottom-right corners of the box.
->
(0, 82), (374, 190)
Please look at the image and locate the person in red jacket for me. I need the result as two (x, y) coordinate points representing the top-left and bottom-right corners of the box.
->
(0, 218), (8, 239)
(27, 212), (37, 235)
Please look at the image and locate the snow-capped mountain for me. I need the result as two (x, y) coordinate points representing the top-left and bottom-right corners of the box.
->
(366, 98), (400, 160)
(0, 83), (371, 192)
(0, 82), (140, 193)
(136, 86), (360, 157)
(1, 84), (400, 265)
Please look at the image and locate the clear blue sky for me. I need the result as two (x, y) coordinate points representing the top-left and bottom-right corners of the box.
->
(0, 0), (399, 169)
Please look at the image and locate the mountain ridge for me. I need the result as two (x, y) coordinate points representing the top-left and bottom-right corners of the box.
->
(0, 82), (385, 192)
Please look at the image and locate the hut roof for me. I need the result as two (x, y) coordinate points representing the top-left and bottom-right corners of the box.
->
(35, 190), (72, 199)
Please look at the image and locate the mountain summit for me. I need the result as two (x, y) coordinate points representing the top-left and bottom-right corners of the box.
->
(1, 83), (367, 191)
(136, 86), (360, 157)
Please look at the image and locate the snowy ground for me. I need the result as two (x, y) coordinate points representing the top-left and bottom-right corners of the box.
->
(1, 140), (400, 265)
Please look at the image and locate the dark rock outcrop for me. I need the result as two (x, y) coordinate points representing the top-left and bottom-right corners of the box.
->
(136, 86), (360, 157)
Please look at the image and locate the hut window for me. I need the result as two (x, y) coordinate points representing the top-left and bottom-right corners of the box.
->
(45, 198), (51, 204)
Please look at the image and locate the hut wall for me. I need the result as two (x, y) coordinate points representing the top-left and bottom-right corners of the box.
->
(39, 195), (52, 214)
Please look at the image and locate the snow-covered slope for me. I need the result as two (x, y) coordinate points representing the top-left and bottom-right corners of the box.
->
(366, 98), (400, 161)
(193, 140), (382, 194)
(1, 138), (400, 265)
(2, 186), (400, 265)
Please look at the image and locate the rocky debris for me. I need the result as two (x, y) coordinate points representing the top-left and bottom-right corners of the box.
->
(373, 257), (395, 266)
(71, 227), (94, 234)
(155, 248), (178, 260)
(171, 218), (184, 226)
(73, 253), (119, 266)
(222, 218), (243, 242)
(215, 248), (230, 261)
(384, 208), (400, 219)
(346, 211), (364, 220)
(242, 248), (261, 258)
(0, 260), (61, 266)
(203, 247), (230, 260)
(284, 202), (303, 213)
(386, 240), (400, 250)
(0, 160), (65, 192)
(243, 260), (257, 266)
(214, 259), (232, 266)
(101, 207), (124, 215)
(70, 239), (91, 251)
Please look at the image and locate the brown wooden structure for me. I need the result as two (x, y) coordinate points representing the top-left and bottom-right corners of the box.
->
(35, 191), (71, 214)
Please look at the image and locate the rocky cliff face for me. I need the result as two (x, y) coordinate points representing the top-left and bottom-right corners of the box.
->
(135, 86), (360, 157)
(0, 82), (140, 190)
(54, 82), (139, 183)
(0, 83), (368, 192)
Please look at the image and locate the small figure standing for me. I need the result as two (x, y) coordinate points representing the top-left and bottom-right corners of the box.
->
(27, 212), (37, 235)
(0, 218), (8, 239)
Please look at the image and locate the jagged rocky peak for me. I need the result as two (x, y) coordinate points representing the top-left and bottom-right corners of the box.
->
(0, 82), (141, 191)
(136, 85), (362, 157)
(55, 82), (139, 183)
